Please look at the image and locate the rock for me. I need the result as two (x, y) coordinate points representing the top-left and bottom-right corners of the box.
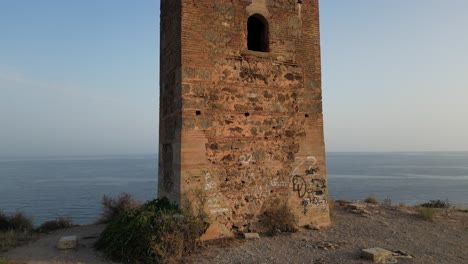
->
(200, 222), (234, 241)
(392, 250), (414, 259)
(57, 235), (78, 250)
(243, 233), (260, 239)
(304, 224), (320, 230)
(362, 247), (393, 263)
(361, 209), (372, 215)
(315, 241), (340, 251)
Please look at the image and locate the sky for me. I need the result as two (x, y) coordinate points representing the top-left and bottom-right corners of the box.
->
(0, 1), (467, 157)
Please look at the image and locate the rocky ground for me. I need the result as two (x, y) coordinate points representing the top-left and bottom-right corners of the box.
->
(188, 202), (468, 264)
(2, 202), (467, 264)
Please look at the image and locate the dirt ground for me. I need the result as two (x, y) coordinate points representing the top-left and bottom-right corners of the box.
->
(2, 203), (467, 264)
(188, 203), (468, 264)
(1, 224), (114, 264)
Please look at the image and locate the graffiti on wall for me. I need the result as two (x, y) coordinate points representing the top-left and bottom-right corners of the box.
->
(291, 156), (327, 214)
(201, 153), (328, 217)
(204, 172), (217, 191)
(207, 195), (229, 214)
(270, 176), (289, 187)
(203, 171), (230, 215)
(239, 153), (256, 164)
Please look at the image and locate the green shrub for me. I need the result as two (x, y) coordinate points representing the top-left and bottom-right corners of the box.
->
(36, 217), (73, 233)
(418, 207), (436, 221)
(383, 198), (392, 206)
(364, 196), (378, 204)
(420, 199), (450, 209)
(98, 193), (142, 224)
(0, 211), (33, 232)
(335, 199), (351, 205)
(96, 197), (208, 264)
(8, 212), (33, 232)
(261, 203), (298, 235)
(455, 207), (468, 213)
(0, 211), (34, 252)
(0, 211), (10, 231)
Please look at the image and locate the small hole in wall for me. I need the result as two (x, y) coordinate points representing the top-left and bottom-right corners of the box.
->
(245, 112), (250, 117)
(196, 110), (201, 116)
(305, 114), (309, 118)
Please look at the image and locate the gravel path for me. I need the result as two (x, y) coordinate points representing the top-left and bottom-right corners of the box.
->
(187, 204), (468, 264)
(2, 203), (467, 264)
(1, 225), (114, 264)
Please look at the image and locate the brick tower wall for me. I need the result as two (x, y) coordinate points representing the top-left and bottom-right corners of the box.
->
(158, 0), (182, 203)
(159, 0), (329, 239)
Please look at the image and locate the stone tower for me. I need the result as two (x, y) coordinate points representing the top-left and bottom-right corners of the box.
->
(159, 0), (329, 239)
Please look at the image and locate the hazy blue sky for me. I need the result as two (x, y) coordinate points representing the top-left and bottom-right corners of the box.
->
(0, 1), (467, 156)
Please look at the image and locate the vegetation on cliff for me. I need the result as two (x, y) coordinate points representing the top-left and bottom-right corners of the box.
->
(95, 196), (208, 264)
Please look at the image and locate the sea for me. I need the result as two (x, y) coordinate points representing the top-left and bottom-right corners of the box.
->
(0, 152), (467, 225)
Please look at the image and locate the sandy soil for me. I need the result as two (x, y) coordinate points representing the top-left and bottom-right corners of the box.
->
(2, 203), (467, 264)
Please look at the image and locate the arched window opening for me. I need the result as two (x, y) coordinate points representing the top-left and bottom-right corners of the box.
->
(247, 14), (269, 52)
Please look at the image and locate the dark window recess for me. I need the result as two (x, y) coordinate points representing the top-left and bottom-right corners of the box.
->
(247, 14), (269, 52)
(196, 110), (201, 116)
(245, 112), (250, 117)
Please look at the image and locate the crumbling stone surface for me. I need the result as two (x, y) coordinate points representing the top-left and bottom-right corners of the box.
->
(243, 233), (261, 240)
(361, 247), (393, 263)
(158, 0), (329, 238)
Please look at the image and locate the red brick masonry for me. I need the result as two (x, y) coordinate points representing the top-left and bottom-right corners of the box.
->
(158, 0), (329, 239)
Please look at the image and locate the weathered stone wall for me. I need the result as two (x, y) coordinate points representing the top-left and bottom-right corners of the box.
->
(159, 0), (329, 239)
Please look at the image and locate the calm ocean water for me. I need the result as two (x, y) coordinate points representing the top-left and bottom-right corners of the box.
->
(0, 155), (158, 225)
(0, 152), (467, 225)
(327, 152), (468, 207)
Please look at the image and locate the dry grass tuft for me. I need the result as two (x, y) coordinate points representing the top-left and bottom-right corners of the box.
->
(98, 193), (142, 224)
(36, 217), (73, 233)
(364, 196), (378, 204)
(262, 203), (298, 235)
(417, 207), (437, 221)
(382, 198), (392, 206)
(0, 230), (34, 252)
(0, 211), (34, 252)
